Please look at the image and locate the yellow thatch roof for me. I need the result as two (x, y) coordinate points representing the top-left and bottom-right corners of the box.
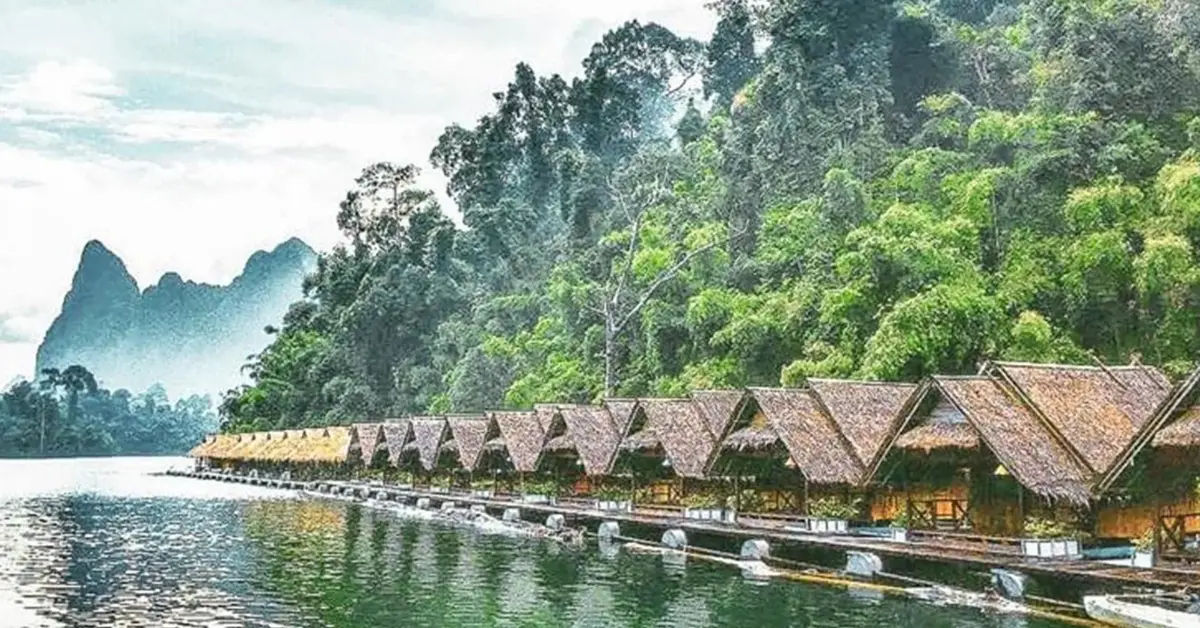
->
(288, 427), (353, 464)
(257, 431), (291, 461)
(188, 434), (217, 458)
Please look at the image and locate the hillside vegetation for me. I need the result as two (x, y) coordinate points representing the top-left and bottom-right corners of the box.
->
(221, 0), (1200, 432)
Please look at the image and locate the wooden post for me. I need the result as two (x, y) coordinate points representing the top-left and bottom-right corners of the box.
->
(1017, 486), (1026, 536)
(803, 477), (810, 516)
(734, 475), (742, 514)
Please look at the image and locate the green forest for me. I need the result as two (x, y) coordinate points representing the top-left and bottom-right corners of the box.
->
(221, 0), (1200, 433)
(0, 366), (217, 457)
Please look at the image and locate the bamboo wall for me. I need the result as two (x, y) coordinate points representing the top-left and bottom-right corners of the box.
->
(1096, 496), (1200, 540)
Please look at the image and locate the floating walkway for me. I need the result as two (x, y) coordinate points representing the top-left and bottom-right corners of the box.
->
(169, 470), (1200, 604)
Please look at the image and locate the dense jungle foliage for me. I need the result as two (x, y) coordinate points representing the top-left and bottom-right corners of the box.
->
(221, 0), (1200, 433)
(0, 366), (217, 457)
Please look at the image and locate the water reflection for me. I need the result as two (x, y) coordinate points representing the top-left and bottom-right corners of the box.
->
(0, 458), (1073, 627)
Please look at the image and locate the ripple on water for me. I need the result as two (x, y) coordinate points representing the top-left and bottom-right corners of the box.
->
(0, 458), (1072, 627)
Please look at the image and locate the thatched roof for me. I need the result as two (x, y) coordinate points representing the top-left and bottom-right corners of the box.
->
(225, 433), (260, 460)
(808, 379), (918, 473)
(750, 388), (865, 485)
(534, 404), (559, 434)
(351, 423), (383, 466)
(691, 390), (744, 438)
(894, 421), (980, 452)
(409, 418), (447, 471)
(603, 399), (639, 434)
(934, 376), (1092, 505)
(259, 431), (291, 462)
(490, 411), (545, 473)
(1148, 365), (1200, 450)
(206, 434), (238, 459)
(989, 361), (1170, 477)
(633, 399), (716, 478)
(445, 416), (489, 471)
(188, 434), (217, 458)
(620, 427), (662, 452)
(1154, 406), (1200, 448)
(381, 420), (411, 466)
(296, 426), (353, 464)
(558, 405), (622, 476)
(720, 425), (779, 452)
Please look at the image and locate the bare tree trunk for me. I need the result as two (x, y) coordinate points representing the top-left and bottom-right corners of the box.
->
(604, 308), (618, 397)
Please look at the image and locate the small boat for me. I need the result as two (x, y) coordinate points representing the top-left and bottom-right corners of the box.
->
(1083, 594), (1200, 627)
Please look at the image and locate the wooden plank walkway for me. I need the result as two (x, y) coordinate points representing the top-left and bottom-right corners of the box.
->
(170, 470), (1200, 593)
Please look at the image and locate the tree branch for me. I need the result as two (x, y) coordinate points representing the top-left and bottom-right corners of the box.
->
(613, 229), (745, 334)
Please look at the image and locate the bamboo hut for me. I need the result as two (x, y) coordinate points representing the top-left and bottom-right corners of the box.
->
(350, 423), (388, 469)
(707, 382), (917, 518)
(872, 376), (1096, 535)
(1091, 365), (1200, 549)
(611, 398), (717, 506)
(538, 404), (623, 496)
(188, 433), (218, 469)
(440, 416), (489, 488)
(399, 417), (448, 485)
(480, 411), (546, 493)
(381, 419), (412, 469)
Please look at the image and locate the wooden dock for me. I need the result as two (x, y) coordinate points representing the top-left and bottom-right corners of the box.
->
(168, 470), (1200, 598)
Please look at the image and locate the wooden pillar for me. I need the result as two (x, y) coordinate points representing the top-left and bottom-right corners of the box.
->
(734, 475), (742, 513)
(803, 477), (810, 516)
(1152, 461), (1163, 562)
(1017, 486), (1026, 536)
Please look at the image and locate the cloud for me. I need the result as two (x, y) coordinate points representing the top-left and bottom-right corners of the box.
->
(0, 0), (716, 387)
(0, 59), (123, 115)
(0, 313), (34, 344)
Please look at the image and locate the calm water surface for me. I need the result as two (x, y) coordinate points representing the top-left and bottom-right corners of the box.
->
(0, 457), (1071, 627)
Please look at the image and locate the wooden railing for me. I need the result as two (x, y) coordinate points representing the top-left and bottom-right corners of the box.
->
(908, 498), (972, 531)
(1158, 512), (1200, 555)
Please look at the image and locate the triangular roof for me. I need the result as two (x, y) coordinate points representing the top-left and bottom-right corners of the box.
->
(409, 417), (448, 471)
(188, 434), (217, 458)
(603, 399), (639, 435)
(381, 420), (411, 466)
(489, 411), (545, 473)
(559, 405), (622, 477)
(634, 398), (716, 478)
(749, 388), (865, 485)
(690, 390), (744, 440)
(929, 376), (1091, 505)
(351, 423), (384, 467)
(1097, 365), (1200, 493)
(986, 361), (1171, 478)
(445, 415), (490, 471)
(807, 379), (919, 475)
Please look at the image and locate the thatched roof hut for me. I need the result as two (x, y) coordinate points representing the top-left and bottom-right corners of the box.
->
(258, 431), (291, 462)
(559, 405), (623, 477)
(884, 376), (1094, 505)
(619, 399), (716, 478)
(443, 416), (489, 471)
(404, 417), (448, 472)
(986, 361), (1170, 477)
(691, 390), (744, 441)
(488, 411), (545, 473)
(747, 388), (866, 486)
(350, 423), (386, 467)
(381, 420), (411, 466)
(1095, 365), (1200, 493)
(225, 433), (260, 461)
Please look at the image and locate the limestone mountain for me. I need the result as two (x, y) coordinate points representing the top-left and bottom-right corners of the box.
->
(36, 238), (317, 399)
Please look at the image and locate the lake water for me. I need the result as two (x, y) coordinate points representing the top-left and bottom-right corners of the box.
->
(0, 457), (1073, 627)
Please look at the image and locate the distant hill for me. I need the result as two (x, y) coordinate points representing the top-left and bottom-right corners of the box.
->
(35, 238), (317, 399)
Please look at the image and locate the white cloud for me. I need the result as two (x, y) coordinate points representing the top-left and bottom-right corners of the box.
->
(0, 0), (716, 387)
(0, 59), (123, 115)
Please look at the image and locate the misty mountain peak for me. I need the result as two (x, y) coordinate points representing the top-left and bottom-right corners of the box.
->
(37, 237), (317, 400)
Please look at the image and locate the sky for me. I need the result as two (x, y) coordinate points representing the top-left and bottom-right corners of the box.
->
(0, 0), (717, 387)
